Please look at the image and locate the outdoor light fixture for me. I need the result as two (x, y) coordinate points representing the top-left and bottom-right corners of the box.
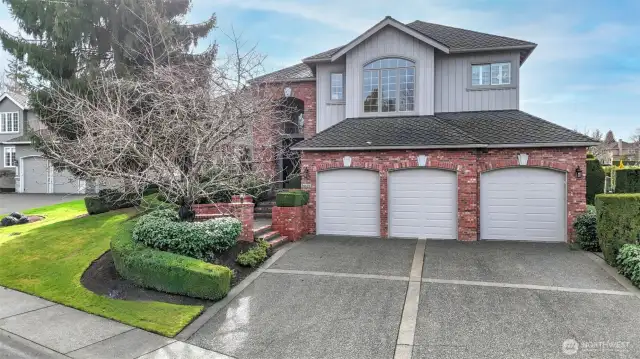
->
(575, 166), (583, 178)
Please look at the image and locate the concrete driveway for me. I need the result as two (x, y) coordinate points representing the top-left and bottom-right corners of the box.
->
(182, 236), (640, 359)
(0, 193), (85, 214)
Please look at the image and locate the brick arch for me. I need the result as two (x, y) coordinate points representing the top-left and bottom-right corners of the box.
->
(391, 160), (458, 172)
(314, 161), (383, 173)
(479, 159), (570, 173)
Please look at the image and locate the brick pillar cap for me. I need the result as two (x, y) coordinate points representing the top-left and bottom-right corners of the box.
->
(242, 195), (253, 203)
(231, 195), (241, 203)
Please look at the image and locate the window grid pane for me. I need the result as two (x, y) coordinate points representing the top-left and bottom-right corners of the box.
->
(363, 70), (379, 112)
(381, 69), (397, 112)
(4, 147), (15, 167)
(474, 63), (510, 86)
(330, 73), (344, 100)
(363, 58), (415, 113)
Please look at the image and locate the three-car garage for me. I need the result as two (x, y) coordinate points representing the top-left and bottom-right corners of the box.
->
(315, 167), (567, 242)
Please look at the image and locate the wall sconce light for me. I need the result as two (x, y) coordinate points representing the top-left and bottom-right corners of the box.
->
(303, 166), (309, 178)
(343, 156), (352, 167)
(417, 155), (428, 167)
(575, 166), (583, 178)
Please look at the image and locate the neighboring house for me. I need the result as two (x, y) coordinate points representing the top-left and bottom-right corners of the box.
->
(601, 130), (639, 164)
(253, 16), (597, 242)
(0, 92), (87, 194)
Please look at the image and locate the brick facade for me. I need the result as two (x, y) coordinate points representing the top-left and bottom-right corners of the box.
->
(193, 195), (255, 242)
(272, 204), (311, 241)
(301, 147), (588, 241)
(253, 81), (317, 179)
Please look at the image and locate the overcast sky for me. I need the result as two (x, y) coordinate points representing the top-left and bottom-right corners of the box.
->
(1, 0), (638, 140)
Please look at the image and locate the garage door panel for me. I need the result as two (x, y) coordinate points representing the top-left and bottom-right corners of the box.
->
(481, 168), (565, 242)
(317, 169), (380, 236)
(389, 169), (457, 239)
(22, 157), (50, 193)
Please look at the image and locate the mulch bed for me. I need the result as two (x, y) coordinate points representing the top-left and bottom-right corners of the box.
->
(81, 241), (270, 306)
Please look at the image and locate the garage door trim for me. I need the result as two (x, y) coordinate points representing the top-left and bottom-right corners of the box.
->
(388, 168), (458, 240)
(19, 155), (52, 194)
(316, 168), (380, 236)
(480, 167), (567, 242)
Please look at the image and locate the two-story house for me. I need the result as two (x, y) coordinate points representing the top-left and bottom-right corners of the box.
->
(0, 92), (86, 194)
(254, 16), (597, 242)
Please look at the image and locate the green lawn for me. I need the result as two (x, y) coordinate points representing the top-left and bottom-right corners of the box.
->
(0, 201), (204, 337)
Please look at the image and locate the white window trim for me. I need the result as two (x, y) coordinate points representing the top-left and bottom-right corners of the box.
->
(0, 112), (20, 134)
(4, 146), (16, 168)
(330, 72), (345, 101)
(470, 61), (513, 88)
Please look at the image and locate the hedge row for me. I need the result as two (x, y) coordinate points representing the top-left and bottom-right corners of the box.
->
(85, 189), (141, 215)
(596, 193), (640, 265)
(276, 190), (309, 207)
(586, 159), (605, 205)
(614, 168), (640, 193)
(111, 222), (232, 300)
(617, 244), (640, 287)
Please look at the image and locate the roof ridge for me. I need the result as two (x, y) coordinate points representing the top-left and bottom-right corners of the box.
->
(407, 20), (535, 46)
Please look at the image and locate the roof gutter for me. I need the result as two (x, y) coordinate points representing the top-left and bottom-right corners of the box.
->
(293, 141), (599, 151)
(251, 77), (316, 85)
(449, 44), (537, 54)
(1, 141), (31, 145)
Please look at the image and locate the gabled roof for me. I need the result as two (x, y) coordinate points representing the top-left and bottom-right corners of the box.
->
(303, 18), (536, 63)
(329, 17), (450, 61)
(0, 92), (29, 110)
(252, 63), (314, 83)
(293, 110), (597, 151)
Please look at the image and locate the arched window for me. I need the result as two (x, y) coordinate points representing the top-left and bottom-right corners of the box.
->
(363, 58), (415, 113)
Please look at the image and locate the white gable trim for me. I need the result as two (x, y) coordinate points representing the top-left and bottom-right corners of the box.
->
(331, 17), (449, 62)
(0, 93), (26, 110)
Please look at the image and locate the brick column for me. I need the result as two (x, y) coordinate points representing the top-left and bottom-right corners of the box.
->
(272, 204), (308, 241)
(379, 170), (389, 238)
(232, 195), (255, 242)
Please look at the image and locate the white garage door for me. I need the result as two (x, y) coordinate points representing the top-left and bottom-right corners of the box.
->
(317, 169), (379, 236)
(52, 169), (85, 194)
(389, 169), (457, 239)
(481, 168), (566, 242)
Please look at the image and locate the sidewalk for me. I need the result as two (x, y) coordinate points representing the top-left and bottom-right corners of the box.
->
(0, 286), (233, 359)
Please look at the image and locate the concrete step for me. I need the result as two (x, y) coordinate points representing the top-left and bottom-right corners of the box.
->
(253, 224), (272, 238)
(267, 236), (289, 249)
(256, 200), (276, 207)
(258, 230), (280, 241)
(254, 213), (272, 219)
(254, 206), (273, 214)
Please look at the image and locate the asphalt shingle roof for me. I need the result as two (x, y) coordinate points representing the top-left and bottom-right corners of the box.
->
(1, 91), (29, 108)
(293, 110), (597, 150)
(252, 63), (314, 83)
(4, 133), (32, 143)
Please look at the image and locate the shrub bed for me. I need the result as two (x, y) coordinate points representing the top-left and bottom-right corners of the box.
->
(276, 190), (309, 207)
(111, 222), (233, 300)
(617, 244), (640, 287)
(132, 209), (241, 259)
(236, 240), (269, 267)
(596, 194), (640, 265)
(573, 205), (599, 251)
(586, 159), (605, 205)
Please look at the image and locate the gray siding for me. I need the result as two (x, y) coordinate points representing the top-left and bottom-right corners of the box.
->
(0, 144), (16, 190)
(345, 25), (435, 118)
(316, 62), (347, 132)
(434, 51), (519, 112)
(27, 111), (45, 132)
(0, 98), (24, 143)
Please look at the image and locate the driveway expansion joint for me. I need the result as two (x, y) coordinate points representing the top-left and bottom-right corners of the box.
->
(264, 268), (410, 281)
(421, 277), (635, 296)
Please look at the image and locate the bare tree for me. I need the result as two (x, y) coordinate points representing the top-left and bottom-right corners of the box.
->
(580, 128), (607, 161)
(31, 1), (292, 220)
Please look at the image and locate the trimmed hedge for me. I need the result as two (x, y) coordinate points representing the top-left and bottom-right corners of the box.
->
(586, 159), (605, 205)
(276, 190), (309, 207)
(617, 244), (640, 287)
(85, 189), (141, 215)
(614, 168), (640, 193)
(85, 196), (111, 215)
(236, 240), (270, 267)
(132, 209), (241, 259)
(111, 222), (232, 300)
(573, 205), (599, 251)
(596, 194), (640, 265)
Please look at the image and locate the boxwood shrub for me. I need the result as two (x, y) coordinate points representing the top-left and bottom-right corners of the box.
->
(596, 194), (640, 265)
(111, 222), (232, 300)
(85, 189), (142, 215)
(617, 244), (640, 287)
(573, 205), (599, 251)
(276, 190), (309, 207)
(614, 168), (640, 193)
(586, 159), (605, 205)
(84, 196), (111, 215)
(236, 240), (270, 267)
(132, 209), (241, 259)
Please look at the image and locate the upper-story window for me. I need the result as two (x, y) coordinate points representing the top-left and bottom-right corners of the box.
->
(0, 112), (19, 133)
(330, 73), (344, 101)
(472, 62), (511, 86)
(363, 58), (415, 113)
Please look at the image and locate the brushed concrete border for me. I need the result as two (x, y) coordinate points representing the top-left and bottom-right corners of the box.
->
(175, 241), (302, 341)
(421, 277), (634, 296)
(394, 239), (426, 359)
(583, 251), (640, 299)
